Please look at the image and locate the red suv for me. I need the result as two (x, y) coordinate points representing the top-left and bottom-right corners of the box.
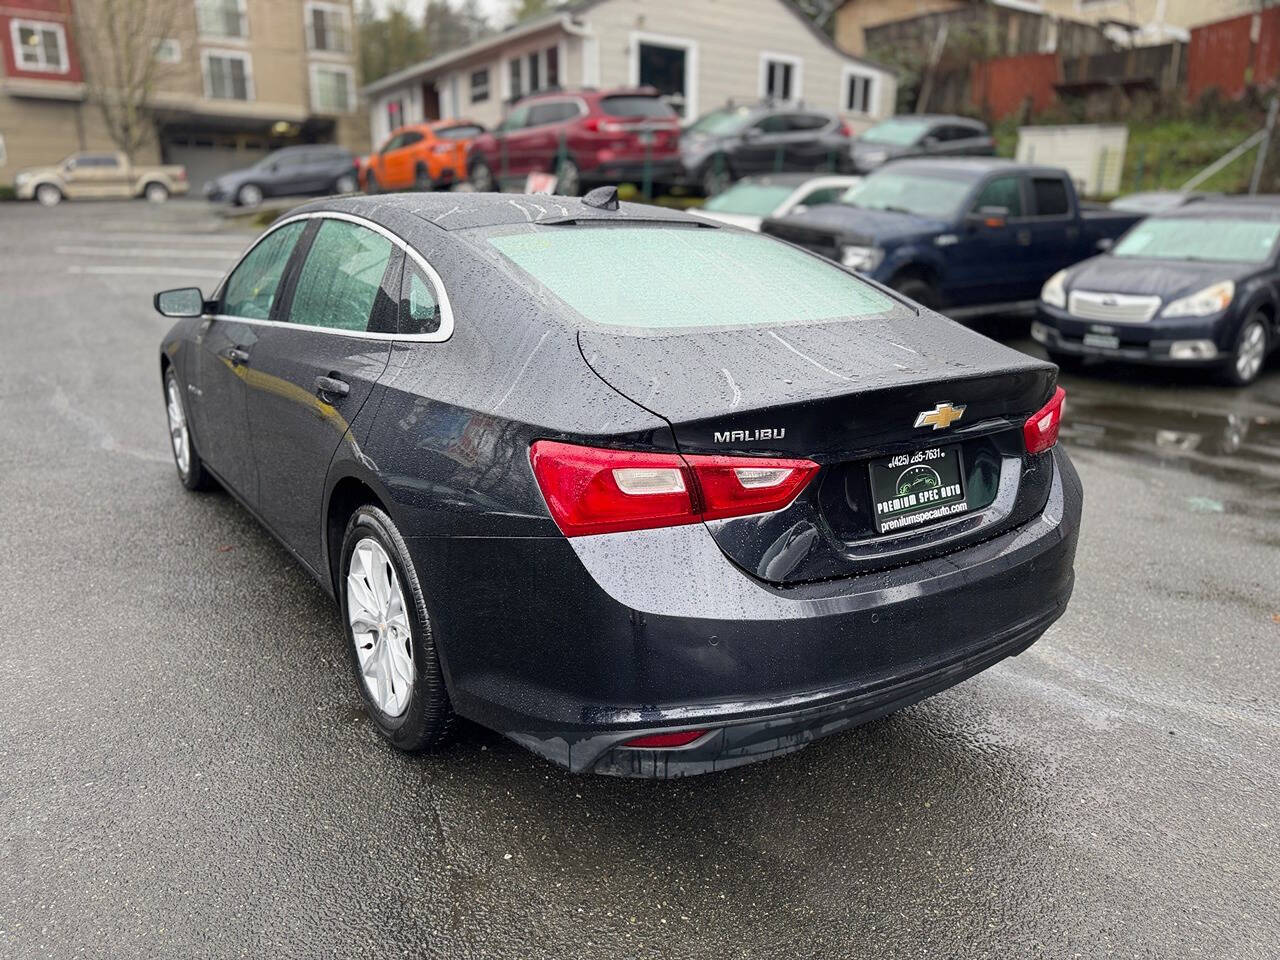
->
(466, 87), (680, 195)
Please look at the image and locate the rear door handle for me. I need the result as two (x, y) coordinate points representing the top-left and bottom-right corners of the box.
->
(314, 374), (350, 403)
(227, 347), (250, 366)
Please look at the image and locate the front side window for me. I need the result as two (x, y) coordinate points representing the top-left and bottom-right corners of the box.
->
(487, 227), (894, 330)
(307, 2), (351, 53)
(222, 221), (306, 319)
(399, 265), (441, 335)
(972, 176), (1023, 217)
(12, 20), (68, 73)
(205, 52), (251, 100)
(470, 69), (489, 103)
(686, 107), (754, 137)
(312, 65), (353, 113)
(289, 220), (393, 332)
(196, 0), (248, 39)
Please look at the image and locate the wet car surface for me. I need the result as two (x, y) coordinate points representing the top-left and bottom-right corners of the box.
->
(2, 203), (1277, 958)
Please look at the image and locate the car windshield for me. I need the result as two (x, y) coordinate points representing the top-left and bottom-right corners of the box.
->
(1112, 217), (1280, 263)
(487, 226), (894, 329)
(686, 107), (754, 136)
(860, 118), (931, 146)
(703, 183), (795, 215)
(840, 171), (972, 219)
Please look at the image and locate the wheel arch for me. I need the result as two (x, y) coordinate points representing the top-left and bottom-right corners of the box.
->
(323, 470), (397, 599)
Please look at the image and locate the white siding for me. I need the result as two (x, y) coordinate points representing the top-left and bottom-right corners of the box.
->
(581, 0), (895, 129)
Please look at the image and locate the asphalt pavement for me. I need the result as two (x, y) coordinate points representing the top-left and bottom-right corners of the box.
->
(1, 199), (1277, 959)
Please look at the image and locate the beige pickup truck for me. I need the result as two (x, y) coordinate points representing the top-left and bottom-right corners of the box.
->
(14, 151), (188, 206)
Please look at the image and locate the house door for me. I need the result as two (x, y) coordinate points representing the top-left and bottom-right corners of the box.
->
(637, 39), (692, 118)
(422, 83), (440, 121)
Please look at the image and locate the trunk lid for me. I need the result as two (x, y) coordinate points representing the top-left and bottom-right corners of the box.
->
(579, 317), (1057, 584)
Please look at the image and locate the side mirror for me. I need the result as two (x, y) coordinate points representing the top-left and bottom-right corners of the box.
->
(970, 205), (1009, 228)
(1096, 237), (1114, 252)
(154, 287), (206, 318)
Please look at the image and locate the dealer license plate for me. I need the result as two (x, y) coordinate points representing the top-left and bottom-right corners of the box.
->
(869, 445), (968, 534)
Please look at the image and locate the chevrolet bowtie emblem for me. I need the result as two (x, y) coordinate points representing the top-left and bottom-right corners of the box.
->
(914, 402), (966, 430)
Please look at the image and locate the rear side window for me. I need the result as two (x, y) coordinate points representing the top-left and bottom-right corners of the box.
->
(288, 220), (393, 332)
(437, 124), (484, 139)
(399, 264), (441, 335)
(221, 221), (306, 319)
(789, 114), (830, 132)
(401, 131), (425, 147)
(972, 176), (1023, 216)
(1031, 177), (1071, 217)
(528, 101), (580, 126)
(487, 227), (895, 330)
(600, 96), (676, 118)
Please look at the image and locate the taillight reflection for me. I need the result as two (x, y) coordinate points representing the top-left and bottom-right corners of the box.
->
(529, 440), (819, 537)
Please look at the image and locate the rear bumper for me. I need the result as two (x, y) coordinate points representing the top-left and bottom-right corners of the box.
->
(410, 446), (1082, 777)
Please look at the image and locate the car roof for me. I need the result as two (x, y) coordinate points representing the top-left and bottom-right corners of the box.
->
(293, 192), (706, 233)
(896, 114), (987, 127)
(1158, 197), (1280, 219)
(513, 86), (657, 105)
(734, 173), (857, 187)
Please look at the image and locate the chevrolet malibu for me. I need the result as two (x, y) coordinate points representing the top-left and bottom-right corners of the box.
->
(155, 189), (1082, 777)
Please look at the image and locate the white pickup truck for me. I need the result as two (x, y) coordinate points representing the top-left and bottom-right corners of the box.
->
(14, 151), (188, 206)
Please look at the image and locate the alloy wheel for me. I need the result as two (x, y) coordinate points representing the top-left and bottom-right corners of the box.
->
(36, 184), (62, 207)
(335, 174), (358, 194)
(470, 162), (494, 192)
(165, 376), (190, 478)
(145, 183), (169, 203)
(347, 537), (415, 717)
(237, 184), (263, 207)
(1235, 320), (1266, 383)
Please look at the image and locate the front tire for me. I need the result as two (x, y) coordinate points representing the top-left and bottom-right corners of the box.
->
(340, 505), (454, 751)
(701, 156), (734, 196)
(164, 368), (211, 491)
(554, 157), (581, 196)
(414, 164), (435, 192)
(235, 183), (263, 207)
(469, 158), (495, 192)
(35, 183), (63, 207)
(1220, 315), (1269, 386)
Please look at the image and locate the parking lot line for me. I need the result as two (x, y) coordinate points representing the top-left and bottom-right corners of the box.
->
(67, 264), (227, 278)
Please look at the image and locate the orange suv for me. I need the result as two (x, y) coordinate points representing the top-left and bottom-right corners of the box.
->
(361, 120), (486, 192)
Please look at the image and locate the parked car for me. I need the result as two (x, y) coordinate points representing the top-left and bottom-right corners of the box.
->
(762, 158), (1144, 318)
(1108, 190), (1208, 215)
(14, 151), (187, 206)
(153, 188), (1081, 777)
(680, 103), (854, 196)
(362, 120), (484, 193)
(850, 115), (995, 174)
(203, 145), (359, 207)
(467, 88), (680, 195)
(689, 173), (860, 231)
(1034, 197), (1280, 385)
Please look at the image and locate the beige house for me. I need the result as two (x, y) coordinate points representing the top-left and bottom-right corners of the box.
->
(0, 0), (367, 190)
(362, 0), (897, 148)
(833, 0), (1257, 54)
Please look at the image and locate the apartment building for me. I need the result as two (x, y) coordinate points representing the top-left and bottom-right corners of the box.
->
(0, 0), (366, 190)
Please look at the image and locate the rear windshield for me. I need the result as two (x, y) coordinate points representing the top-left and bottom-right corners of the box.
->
(487, 226), (894, 330)
(860, 118), (931, 146)
(1112, 217), (1280, 263)
(841, 170), (972, 219)
(601, 96), (675, 118)
(703, 183), (794, 215)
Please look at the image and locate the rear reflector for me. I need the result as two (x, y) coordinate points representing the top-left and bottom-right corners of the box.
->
(529, 440), (819, 537)
(623, 729), (709, 749)
(1024, 386), (1066, 454)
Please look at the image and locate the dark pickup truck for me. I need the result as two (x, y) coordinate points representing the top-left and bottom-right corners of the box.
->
(762, 158), (1144, 318)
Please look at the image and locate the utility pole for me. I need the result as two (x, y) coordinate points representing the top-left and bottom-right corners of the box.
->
(1249, 97), (1277, 195)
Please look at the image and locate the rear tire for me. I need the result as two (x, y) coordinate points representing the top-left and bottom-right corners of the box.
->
(235, 183), (263, 207)
(700, 156), (733, 197)
(469, 158), (495, 192)
(164, 368), (212, 492)
(339, 505), (455, 751)
(365, 172), (380, 195)
(891, 274), (940, 311)
(335, 173), (358, 194)
(1219, 315), (1269, 386)
(143, 181), (170, 203)
(35, 183), (63, 207)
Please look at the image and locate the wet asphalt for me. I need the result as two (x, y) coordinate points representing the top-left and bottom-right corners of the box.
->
(1, 201), (1277, 959)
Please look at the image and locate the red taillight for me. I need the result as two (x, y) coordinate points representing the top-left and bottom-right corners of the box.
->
(837, 121), (853, 137)
(1024, 386), (1066, 454)
(175, 168), (187, 181)
(623, 729), (709, 748)
(529, 440), (819, 537)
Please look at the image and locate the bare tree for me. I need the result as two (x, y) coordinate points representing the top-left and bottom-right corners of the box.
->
(72, 0), (187, 163)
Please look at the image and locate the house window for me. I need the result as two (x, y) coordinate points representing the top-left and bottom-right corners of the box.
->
(631, 33), (697, 119)
(386, 98), (404, 131)
(509, 57), (522, 99)
(527, 51), (540, 93)
(204, 50), (252, 100)
(843, 66), (877, 115)
(470, 68), (490, 103)
(196, 0), (248, 40)
(306, 2), (351, 54)
(311, 64), (354, 112)
(546, 46), (558, 87)
(10, 19), (69, 74)
(154, 38), (182, 63)
(760, 54), (801, 102)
